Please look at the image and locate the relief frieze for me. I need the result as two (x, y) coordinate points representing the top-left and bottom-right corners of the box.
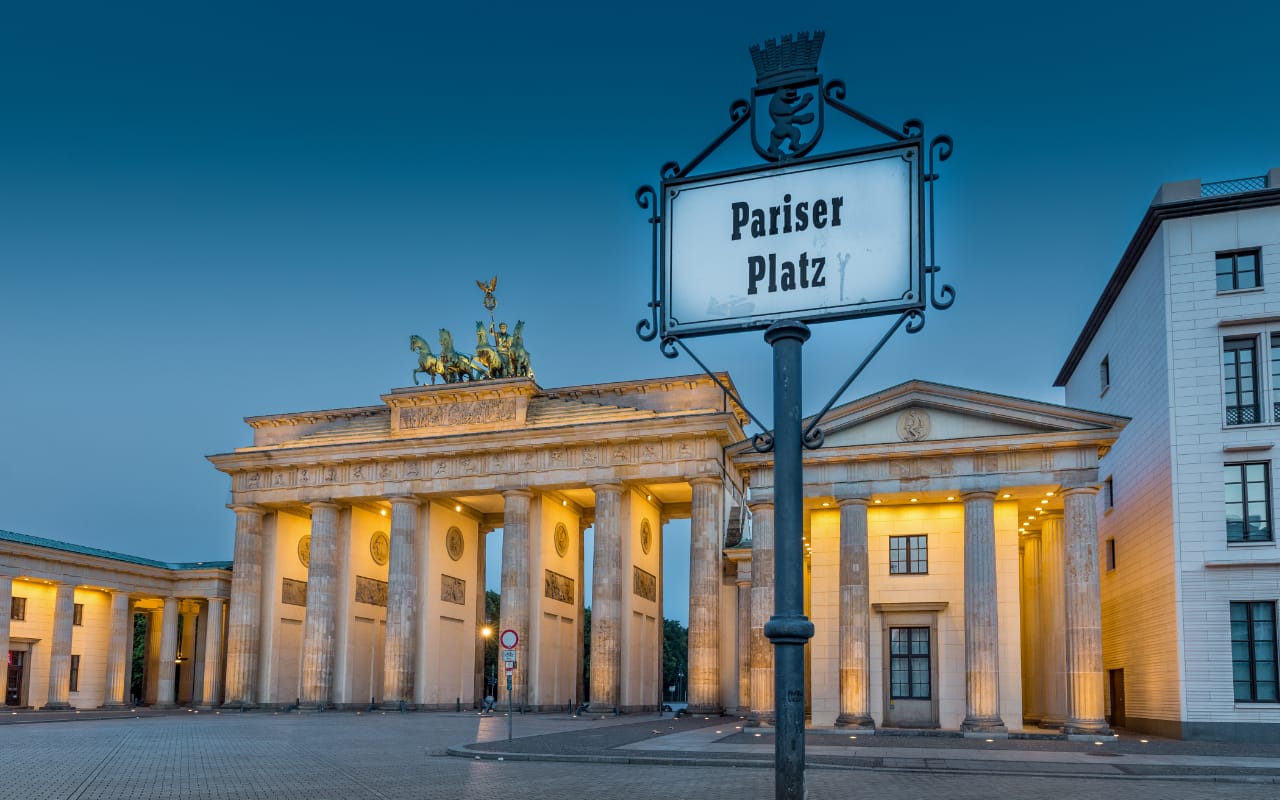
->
(544, 570), (574, 604)
(632, 566), (657, 602)
(355, 575), (388, 607)
(282, 578), (308, 607)
(399, 399), (516, 431)
(441, 575), (467, 605)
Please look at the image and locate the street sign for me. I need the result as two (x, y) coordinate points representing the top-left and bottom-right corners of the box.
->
(502, 649), (516, 663)
(499, 629), (518, 649)
(662, 141), (922, 339)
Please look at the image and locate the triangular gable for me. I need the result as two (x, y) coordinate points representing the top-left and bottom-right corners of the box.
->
(810, 380), (1127, 449)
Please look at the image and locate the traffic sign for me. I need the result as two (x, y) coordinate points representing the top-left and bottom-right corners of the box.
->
(499, 629), (518, 649)
(502, 649), (516, 663)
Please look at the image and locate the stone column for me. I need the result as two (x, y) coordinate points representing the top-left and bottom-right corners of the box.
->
(473, 526), (488, 707)
(1039, 514), (1066, 727)
(200, 598), (226, 709)
(43, 583), (76, 709)
(836, 498), (874, 728)
(687, 478), (723, 714)
(1019, 532), (1043, 723)
(301, 501), (340, 708)
(962, 491), (1005, 732)
(1063, 488), (1110, 735)
(500, 490), (532, 709)
(748, 499), (775, 725)
(102, 590), (132, 707)
(382, 496), (419, 707)
(0, 576), (12, 704)
(576, 520), (587, 708)
(588, 483), (623, 712)
(155, 596), (179, 708)
(735, 561), (752, 713)
(223, 505), (264, 708)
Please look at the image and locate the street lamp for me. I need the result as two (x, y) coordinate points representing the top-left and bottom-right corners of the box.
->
(677, 670), (685, 703)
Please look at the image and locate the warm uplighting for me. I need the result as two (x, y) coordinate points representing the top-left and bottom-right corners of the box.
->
(455, 504), (462, 512)
(562, 499), (568, 506)
(1046, 491), (1055, 497)
(1002, 493), (1011, 499)
(1039, 500), (1047, 505)
(646, 494), (652, 501)
(821, 501), (830, 507)
(910, 498), (918, 503)
(873, 499), (882, 504)
(946, 496), (955, 501)
(380, 508), (387, 516)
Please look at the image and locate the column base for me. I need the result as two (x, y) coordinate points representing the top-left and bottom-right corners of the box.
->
(40, 703), (72, 711)
(746, 711), (775, 728)
(99, 702), (131, 710)
(1064, 720), (1113, 738)
(378, 700), (416, 712)
(152, 703), (177, 710)
(1038, 713), (1066, 730)
(221, 701), (258, 711)
(960, 715), (1007, 734)
(834, 713), (875, 729)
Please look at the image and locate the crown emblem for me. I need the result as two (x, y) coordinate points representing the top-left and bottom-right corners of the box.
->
(749, 31), (825, 89)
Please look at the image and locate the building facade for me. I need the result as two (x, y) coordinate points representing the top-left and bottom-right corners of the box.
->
(1, 531), (231, 710)
(1057, 168), (1280, 740)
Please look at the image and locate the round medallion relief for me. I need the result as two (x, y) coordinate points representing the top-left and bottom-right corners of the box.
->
(446, 526), (465, 561)
(370, 531), (390, 566)
(297, 534), (311, 568)
(640, 518), (653, 555)
(553, 522), (569, 558)
(896, 408), (931, 442)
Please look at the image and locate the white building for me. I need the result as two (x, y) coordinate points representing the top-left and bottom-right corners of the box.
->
(1058, 168), (1280, 741)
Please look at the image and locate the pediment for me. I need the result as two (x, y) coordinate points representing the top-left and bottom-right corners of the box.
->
(813, 381), (1126, 449)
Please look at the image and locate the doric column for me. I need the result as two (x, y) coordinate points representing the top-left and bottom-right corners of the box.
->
(200, 598), (226, 708)
(1063, 488), (1110, 735)
(223, 505), (264, 708)
(500, 489), (532, 708)
(43, 583), (76, 709)
(301, 501), (340, 708)
(155, 596), (179, 707)
(102, 591), (132, 707)
(687, 477), (723, 713)
(382, 496), (419, 707)
(473, 526), (488, 707)
(748, 500), (775, 725)
(1039, 514), (1066, 727)
(961, 491), (1005, 732)
(576, 520), (587, 707)
(588, 483), (624, 712)
(735, 561), (752, 713)
(836, 498), (874, 728)
(1019, 532), (1043, 723)
(0, 576), (12, 704)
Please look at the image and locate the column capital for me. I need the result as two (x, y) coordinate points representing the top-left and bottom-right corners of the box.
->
(502, 488), (534, 500)
(836, 497), (870, 508)
(308, 500), (340, 511)
(590, 482), (625, 494)
(960, 490), (999, 501)
(687, 476), (723, 488)
(1061, 486), (1100, 498)
(747, 496), (774, 511)
(387, 495), (420, 507)
(228, 504), (265, 517)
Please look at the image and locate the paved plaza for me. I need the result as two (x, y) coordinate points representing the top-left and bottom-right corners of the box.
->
(2, 710), (1279, 799)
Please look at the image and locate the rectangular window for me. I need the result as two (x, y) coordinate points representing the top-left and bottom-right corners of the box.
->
(1106, 538), (1116, 571)
(1217, 248), (1262, 292)
(889, 627), (931, 699)
(69, 655), (80, 693)
(1270, 333), (1280, 423)
(1224, 337), (1260, 425)
(1231, 601), (1278, 702)
(9, 597), (25, 621)
(1226, 462), (1272, 543)
(888, 535), (928, 574)
(72, 603), (84, 626)
(1104, 476), (1115, 510)
(1100, 355), (1110, 394)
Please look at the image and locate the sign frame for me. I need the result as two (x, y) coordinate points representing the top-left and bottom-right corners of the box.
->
(660, 138), (924, 340)
(498, 629), (518, 649)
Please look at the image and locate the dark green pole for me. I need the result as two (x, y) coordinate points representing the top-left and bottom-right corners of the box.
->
(763, 320), (814, 800)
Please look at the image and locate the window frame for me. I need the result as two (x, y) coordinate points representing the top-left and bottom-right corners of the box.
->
(1105, 537), (1116, 571)
(1224, 336), (1262, 426)
(10, 596), (26, 621)
(1104, 476), (1115, 511)
(72, 603), (84, 626)
(1231, 601), (1278, 703)
(69, 654), (81, 693)
(888, 534), (929, 575)
(1216, 248), (1263, 293)
(1225, 461), (1273, 543)
(889, 626), (931, 700)
(1099, 355), (1110, 395)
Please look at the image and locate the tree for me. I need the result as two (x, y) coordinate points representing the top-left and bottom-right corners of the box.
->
(662, 618), (688, 701)
(483, 590), (500, 695)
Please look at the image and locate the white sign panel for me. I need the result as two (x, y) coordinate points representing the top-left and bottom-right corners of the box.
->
(662, 142), (921, 337)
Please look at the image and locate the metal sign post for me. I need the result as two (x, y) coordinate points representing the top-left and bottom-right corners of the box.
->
(506, 670), (514, 742)
(636, 32), (954, 800)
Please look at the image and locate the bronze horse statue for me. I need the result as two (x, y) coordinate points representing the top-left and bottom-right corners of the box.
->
(438, 328), (488, 383)
(409, 334), (445, 385)
(472, 321), (508, 379)
(510, 320), (533, 380)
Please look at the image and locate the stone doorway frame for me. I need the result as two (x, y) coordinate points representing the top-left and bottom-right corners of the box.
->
(874, 602), (947, 729)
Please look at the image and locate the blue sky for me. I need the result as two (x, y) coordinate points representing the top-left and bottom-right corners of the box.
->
(2, 1), (1277, 623)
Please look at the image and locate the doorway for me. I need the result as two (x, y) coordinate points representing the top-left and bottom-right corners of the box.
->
(1107, 668), (1125, 728)
(6, 650), (26, 706)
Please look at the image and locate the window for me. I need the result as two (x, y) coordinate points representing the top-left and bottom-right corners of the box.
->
(1104, 476), (1115, 510)
(1225, 462), (1272, 543)
(9, 597), (25, 621)
(889, 535), (928, 574)
(1270, 333), (1280, 423)
(69, 655), (80, 693)
(1224, 337), (1260, 425)
(1106, 538), (1116, 571)
(1217, 248), (1262, 292)
(1100, 355), (1110, 394)
(1231, 601), (1278, 702)
(72, 603), (84, 626)
(889, 627), (931, 699)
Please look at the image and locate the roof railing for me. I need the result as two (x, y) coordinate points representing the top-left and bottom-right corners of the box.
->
(1201, 176), (1267, 197)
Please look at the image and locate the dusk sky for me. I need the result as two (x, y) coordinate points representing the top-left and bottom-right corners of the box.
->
(2, 2), (1278, 623)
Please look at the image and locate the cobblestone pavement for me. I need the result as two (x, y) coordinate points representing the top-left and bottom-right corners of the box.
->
(2, 711), (1278, 799)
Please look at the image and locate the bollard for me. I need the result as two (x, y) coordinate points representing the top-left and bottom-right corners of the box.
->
(456, 697), (461, 713)
(367, 696), (377, 712)
(398, 699), (406, 714)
